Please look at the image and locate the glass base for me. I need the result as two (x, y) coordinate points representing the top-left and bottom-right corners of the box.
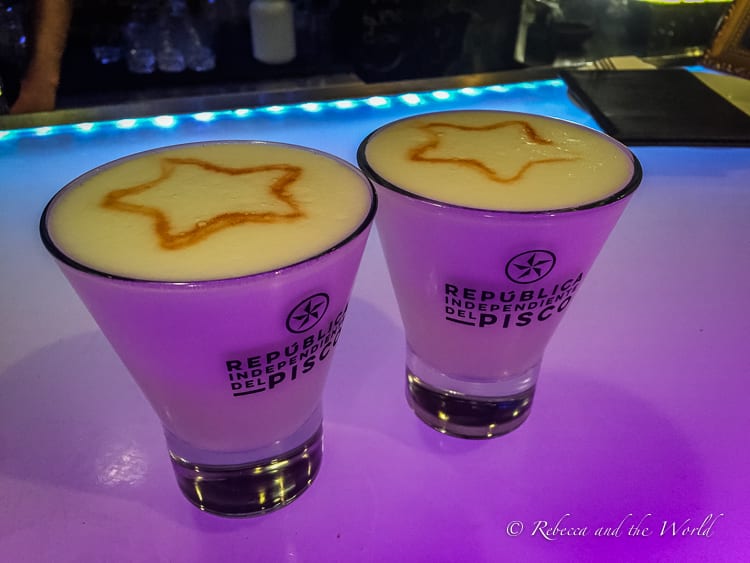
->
(169, 425), (323, 517)
(406, 374), (535, 439)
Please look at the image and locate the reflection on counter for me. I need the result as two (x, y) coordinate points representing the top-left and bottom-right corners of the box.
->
(0, 78), (569, 141)
(516, 0), (732, 65)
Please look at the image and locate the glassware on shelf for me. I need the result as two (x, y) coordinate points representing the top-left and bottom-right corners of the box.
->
(180, 5), (216, 72)
(124, 19), (156, 74)
(249, 0), (296, 64)
(157, 0), (216, 73)
(124, 1), (160, 74)
(156, 1), (186, 73)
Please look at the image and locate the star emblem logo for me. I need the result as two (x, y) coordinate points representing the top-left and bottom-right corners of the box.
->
(100, 157), (305, 250)
(286, 293), (330, 333)
(505, 250), (556, 284)
(408, 119), (580, 183)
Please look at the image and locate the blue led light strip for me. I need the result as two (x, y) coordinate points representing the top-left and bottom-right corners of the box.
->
(0, 79), (564, 142)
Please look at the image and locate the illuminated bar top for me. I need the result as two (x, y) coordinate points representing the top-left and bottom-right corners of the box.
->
(0, 72), (748, 561)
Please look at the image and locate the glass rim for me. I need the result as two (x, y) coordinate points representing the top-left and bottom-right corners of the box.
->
(40, 140), (378, 286)
(356, 109), (642, 216)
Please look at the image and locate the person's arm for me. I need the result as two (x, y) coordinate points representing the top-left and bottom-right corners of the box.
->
(10, 0), (73, 114)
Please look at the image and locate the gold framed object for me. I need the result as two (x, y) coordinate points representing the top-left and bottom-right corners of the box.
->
(704, 0), (750, 78)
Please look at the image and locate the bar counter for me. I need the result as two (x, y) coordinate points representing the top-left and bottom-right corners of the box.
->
(1, 73), (748, 561)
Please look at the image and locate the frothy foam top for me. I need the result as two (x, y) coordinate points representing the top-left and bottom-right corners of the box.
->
(45, 142), (374, 281)
(361, 110), (635, 211)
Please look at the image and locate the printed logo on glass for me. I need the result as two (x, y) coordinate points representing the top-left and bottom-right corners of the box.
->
(505, 250), (556, 284)
(286, 293), (330, 333)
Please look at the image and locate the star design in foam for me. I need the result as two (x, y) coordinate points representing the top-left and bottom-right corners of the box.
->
(101, 157), (305, 250)
(408, 119), (581, 183)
